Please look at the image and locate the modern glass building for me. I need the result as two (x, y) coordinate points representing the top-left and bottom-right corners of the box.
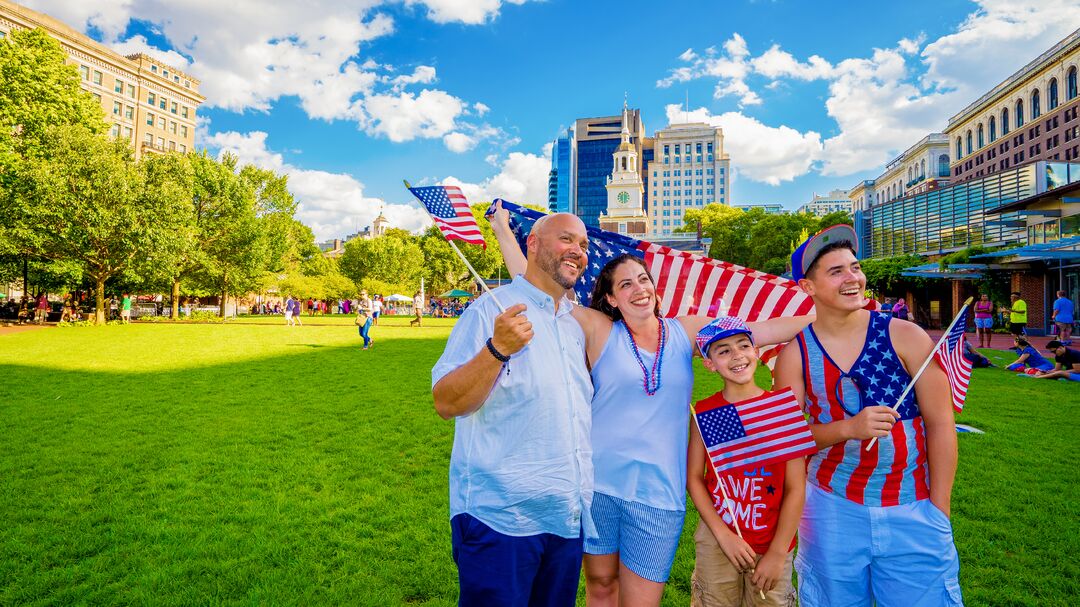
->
(571, 111), (647, 229)
(547, 128), (574, 213)
(860, 162), (1077, 258)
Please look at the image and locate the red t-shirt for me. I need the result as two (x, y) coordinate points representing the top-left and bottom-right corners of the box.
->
(696, 390), (798, 555)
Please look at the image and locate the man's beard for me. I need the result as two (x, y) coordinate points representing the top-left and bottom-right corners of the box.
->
(537, 247), (582, 290)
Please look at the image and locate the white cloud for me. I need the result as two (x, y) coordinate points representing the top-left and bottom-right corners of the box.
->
(108, 34), (191, 71)
(386, 65), (437, 91)
(362, 89), (465, 142)
(442, 147), (552, 206)
(406, 0), (530, 24)
(666, 105), (822, 186)
(920, 0), (1079, 95)
(656, 0), (1079, 177)
(751, 46), (832, 81)
(205, 131), (430, 239)
(443, 132), (477, 153)
(31, 0), (504, 146)
(657, 34), (761, 106)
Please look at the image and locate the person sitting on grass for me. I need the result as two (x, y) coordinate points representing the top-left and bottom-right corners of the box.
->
(688, 317), (805, 607)
(1006, 336), (1054, 373)
(1031, 340), (1080, 381)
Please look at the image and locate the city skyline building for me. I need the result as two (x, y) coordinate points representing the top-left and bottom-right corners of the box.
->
(599, 106), (648, 237)
(547, 127), (574, 214)
(645, 122), (730, 238)
(571, 109), (650, 229)
(797, 189), (852, 217)
(0, 0), (204, 159)
(946, 28), (1080, 182)
(733, 203), (786, 214)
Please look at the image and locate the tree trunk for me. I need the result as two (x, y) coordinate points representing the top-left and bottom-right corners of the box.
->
(171, 278), (180, 319)
(95, 278), (106, 325)
(22, 257), (28, 299)
(219, 271), (227, 318)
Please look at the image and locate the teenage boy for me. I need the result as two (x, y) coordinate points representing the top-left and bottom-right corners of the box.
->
(688, 317), (807, 607)
(774, 225), (963, 607)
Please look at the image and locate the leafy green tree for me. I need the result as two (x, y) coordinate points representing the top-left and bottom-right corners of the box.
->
(170, 152), (268, 318)
(0, 28), (108, 292)
(16, 125), (189, 323)
(860, 254), (926, 293)
(339, 233), (425, 289)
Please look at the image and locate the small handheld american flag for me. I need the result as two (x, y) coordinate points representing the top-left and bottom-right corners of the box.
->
(934, 306), (973, 413)
(408, 184), (486, 248)
(695, 388), (818, 474)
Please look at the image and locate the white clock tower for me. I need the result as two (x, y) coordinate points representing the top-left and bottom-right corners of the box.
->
(600, 102), (648, 237)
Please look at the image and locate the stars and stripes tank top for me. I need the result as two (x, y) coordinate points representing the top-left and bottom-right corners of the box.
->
(794, 311), (929, 507)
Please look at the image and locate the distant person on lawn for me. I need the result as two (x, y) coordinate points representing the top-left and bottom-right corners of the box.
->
(973, 293), (994, 348)
(1003, 292), (1027, 336)
(774, 225), (962, 607)
(1052, 290), (1073, 345)
(121, 293), (132, 323)
(410, 291), (424, 327)
(1006, 336), (1054, 373)
(432, 212), (593, 606)
(1033, 340), (1080, 381)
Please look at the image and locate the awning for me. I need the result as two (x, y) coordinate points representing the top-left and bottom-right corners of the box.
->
(970, 235), (1080, 260)
(901, 262), (988, 279)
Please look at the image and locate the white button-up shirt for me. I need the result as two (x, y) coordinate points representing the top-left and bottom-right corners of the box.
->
(432, 275), (595, 539)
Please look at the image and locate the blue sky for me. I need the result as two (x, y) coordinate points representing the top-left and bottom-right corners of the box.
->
(32, 0), (1080, 239)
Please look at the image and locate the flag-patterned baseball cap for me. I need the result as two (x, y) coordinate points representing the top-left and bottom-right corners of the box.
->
(696, 316), (754, 357)
(791, 224), (859, 282)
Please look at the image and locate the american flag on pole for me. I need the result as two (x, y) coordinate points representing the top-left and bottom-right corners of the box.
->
(488, 200), (816, 358)
(695, 388), (818, 474)
(408, 185), (486, 247)
(934, 306), (973, 413)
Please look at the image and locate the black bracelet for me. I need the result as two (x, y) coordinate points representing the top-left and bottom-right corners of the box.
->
(486, 338), (511, 363)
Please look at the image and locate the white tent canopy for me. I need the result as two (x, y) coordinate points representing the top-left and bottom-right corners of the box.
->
(385, 294), (413, 303)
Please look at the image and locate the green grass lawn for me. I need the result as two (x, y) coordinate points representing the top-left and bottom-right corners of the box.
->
(1, 318), (1077, 606)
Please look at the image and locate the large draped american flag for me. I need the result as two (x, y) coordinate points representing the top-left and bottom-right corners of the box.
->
(489, 200), (816, 356)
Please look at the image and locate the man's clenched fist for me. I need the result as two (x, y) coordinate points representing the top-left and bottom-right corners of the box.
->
(491, 304), (533, 356)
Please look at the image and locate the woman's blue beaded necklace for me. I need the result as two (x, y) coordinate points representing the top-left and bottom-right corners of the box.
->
(624, 317), (666, 396)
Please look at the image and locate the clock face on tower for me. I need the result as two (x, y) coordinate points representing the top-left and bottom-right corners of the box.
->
(617, 191), (630, 205)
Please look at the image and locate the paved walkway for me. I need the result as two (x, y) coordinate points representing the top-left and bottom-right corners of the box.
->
(0, 323), (50, 336)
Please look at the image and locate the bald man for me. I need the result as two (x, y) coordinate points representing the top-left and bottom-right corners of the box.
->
(433, 213), (595, 606)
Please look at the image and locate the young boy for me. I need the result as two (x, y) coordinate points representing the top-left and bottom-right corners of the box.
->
(774, 225), (962, 606)
(688, 317), (808, 607)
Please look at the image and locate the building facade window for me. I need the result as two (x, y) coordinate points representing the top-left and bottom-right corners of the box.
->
(977, 124), (984, 149)
(1002, 107), (1010, 133)
(989, 116), (997, 141)
(148, 92), (156, 105)
(112, 101), (121, 115)
(114, 80), (123, 94)
(146, 112), (154, 126)
(921, 159), (926, 178)
(127, 84), (135, 98)
(956, 137), (963, 159)
(92, 70), (102, 85)
(1016, 99), (1024, 126)
(124, 105), (133, 119)
(79, 65), (89, 80)
(938, 154), (949, 177)
(1069, 67), (1078, 100)
(1032, 89), (1041, 119)
(1049, 78), (1059, 110)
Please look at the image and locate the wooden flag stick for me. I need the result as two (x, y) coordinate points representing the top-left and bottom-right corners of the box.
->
(692, 409), (767, 600)
(866, 297), (973, 451)
(404, 180), (504, 313)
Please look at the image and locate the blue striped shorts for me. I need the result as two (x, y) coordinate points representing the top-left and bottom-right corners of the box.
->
(583, 492), (685, 583)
